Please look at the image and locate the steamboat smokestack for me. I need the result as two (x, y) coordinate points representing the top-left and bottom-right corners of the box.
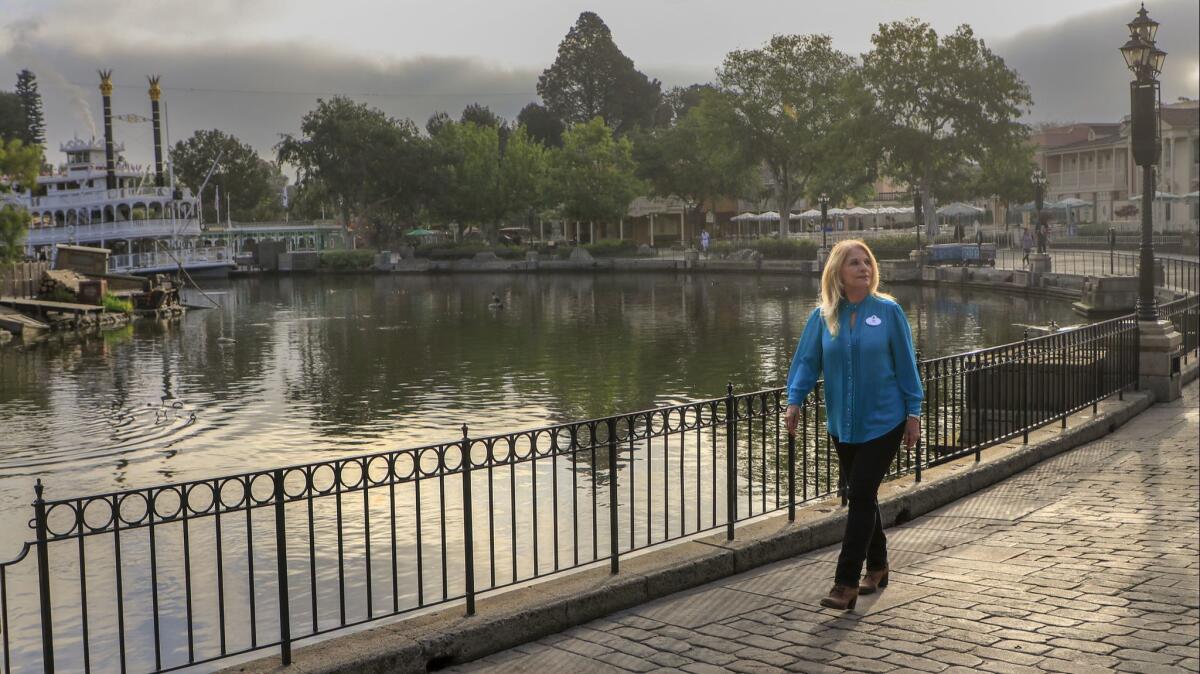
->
(99, 69), (116, 191)
(148, 75), (165, 187)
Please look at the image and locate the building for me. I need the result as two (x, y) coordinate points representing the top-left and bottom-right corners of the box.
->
(1036, 99), (1198, 230)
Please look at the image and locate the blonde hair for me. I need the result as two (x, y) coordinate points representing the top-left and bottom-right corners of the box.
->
(819, 239), (893, 337)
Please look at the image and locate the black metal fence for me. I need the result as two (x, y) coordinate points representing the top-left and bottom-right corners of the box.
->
(992, 248), (1199, 294)
(0, 309), (1150, 674)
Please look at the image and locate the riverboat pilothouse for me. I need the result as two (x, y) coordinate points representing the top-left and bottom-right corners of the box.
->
(11, 71), (233, 275)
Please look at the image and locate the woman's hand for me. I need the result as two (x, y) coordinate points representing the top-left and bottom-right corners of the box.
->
(903, 416), (921, 448)
(785, 404), (801, 436)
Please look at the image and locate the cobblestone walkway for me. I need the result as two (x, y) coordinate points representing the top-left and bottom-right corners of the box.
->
(450, 381), (1199, 673)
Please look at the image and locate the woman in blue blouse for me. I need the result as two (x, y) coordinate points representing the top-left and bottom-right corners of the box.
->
(785, 239), (924, 610)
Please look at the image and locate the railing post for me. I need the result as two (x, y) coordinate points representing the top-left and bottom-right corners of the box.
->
(915, 356), (923, 484)
(33, 479), (54, 674)
(1022, 330), (1031, 444)
(607, 418), (620, 574)
(461, 425), (476, 616)
(786, 427), (796, 522)
(272, 470), (292, 665)
(725, 383), (736, 541)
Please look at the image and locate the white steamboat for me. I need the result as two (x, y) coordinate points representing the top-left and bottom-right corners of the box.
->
(16, 72), (233, 275)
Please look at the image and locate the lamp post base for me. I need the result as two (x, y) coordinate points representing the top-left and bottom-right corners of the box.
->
(1138, 318), (1183, 403)
(1029, 252), (1052, 274)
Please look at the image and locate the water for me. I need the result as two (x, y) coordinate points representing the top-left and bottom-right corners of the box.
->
(0, 273), (1083, 552)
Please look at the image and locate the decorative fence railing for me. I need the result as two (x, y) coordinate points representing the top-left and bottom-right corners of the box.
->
(0, 311), (1151, 674)
(992, 248), (1199, 294)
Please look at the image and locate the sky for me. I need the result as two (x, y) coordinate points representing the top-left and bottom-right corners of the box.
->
(1, 0), (1197, 169)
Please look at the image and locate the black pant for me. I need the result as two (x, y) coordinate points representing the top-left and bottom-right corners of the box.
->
(832, 420), (905, 586)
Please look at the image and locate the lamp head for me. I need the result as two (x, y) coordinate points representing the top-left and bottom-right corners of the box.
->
(1127, 3), (1158, 45)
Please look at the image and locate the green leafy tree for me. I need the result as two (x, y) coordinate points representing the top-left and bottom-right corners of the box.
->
(657, 84), (717, 127)
(550, 117), (642, 239)
(516, 102), (565, 148)
(537, 12), (662, 135)
(862, 19), (1032, 231)
(15, 70), (45, 147)
(460, 102), (511, 151)
(429, 120), (503, 238)
(171, 129), (284, 222)
(277, 97), (431, 246)
(499, 125), (551, 226)
(0, 138), (41, 261)
(634, 89), (756, 241)
(0, 92), (24, 143)
(717, 34), (874, 235)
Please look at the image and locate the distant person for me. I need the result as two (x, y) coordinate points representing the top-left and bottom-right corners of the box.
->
(1021, 227), (1034, 267)
(700, 229), (711, 256)
(1036, 223), (1049, 254)
(785, 239), (923, 611)
(953, 221), (964, 242)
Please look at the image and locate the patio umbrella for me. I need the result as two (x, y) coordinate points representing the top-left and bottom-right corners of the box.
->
(1183, 191), (1199, 200)
(756, 211), (781, 221)
(798, 208), (822, 218)
(1128, 191), (1181, 201)
(405, 228), (437, 236)
(731, 212), (758, 222)
(936, 202), (984, 217)
(1056, 197), (1092, 208)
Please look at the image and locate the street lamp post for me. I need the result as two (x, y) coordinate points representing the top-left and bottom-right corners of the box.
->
(819, 193), (830, 250)
(1032, 168), (1048, 254)
(1120, 2), (1167, 321)
(912, 185), (923, 252)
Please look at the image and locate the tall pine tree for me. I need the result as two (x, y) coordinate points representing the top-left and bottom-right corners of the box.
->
(15, 70), (45, 147)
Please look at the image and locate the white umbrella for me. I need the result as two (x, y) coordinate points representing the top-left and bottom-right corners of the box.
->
(1183, 191), (1200, 200)
(1056, 197), (1092, 208)
(936, 202), (984, 217)
(1128, 191), (1181, 201)
(827, 207), (847, 216)
(731, 212), (758, 222)
(847, 206), (875, 215)
(756, 211), (781, 221)
(798, 208), (822, 218)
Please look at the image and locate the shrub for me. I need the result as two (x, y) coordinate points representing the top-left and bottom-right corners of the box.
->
(582, 239), (640, 258)
(102, 292), (133, 314)
(865, 235), (920, 261)
(710, 237), (818, 260)
(418, 243), (525, 260)
(319, 249), (376, 270)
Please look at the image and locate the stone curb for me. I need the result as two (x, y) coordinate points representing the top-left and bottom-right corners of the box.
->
(224, 384), (1171, 674)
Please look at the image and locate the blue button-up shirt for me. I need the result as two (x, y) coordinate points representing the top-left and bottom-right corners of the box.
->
(786, 294), (923, 444)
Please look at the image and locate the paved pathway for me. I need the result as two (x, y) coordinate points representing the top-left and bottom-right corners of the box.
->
(451, 381), (1199, 673)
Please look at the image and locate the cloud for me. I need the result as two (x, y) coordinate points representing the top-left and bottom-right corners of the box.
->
(992, 0), (1199, 123)
(0, 33), (543, 166)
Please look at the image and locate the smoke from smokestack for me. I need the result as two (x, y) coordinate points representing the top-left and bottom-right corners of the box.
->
(3, 18), (97, 138)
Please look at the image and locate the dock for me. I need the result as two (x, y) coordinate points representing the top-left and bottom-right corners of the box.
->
(0, 305), (51, 336)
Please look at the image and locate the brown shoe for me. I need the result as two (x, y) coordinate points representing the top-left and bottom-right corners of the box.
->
(819, 584), (858, 610)
(859, 566), (889, 595)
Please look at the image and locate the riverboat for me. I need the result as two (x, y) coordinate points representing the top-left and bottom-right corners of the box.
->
(6, 72), (234, 276)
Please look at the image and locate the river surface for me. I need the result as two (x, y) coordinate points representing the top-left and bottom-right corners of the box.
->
(0, 272), (1085, 553)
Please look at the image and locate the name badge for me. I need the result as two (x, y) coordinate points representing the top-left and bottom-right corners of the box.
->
(865, 315), (882, 327)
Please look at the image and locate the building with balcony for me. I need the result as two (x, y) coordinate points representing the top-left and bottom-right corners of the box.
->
(1036, 99), (1198, 230)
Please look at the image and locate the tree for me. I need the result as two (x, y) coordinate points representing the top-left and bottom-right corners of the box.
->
(429, 120), (503, 238)
(14, 70), (45, 148)
(657, 84), (717, 128)
(550, 117), (642, 239)
(537, 12), (662, 135)
(171, 129), (284, 222)
(425, 110), (452, 137)
(634, 89), (756, 241)
(516, 102), (565, 148)
(0, 92), (23, 143)
(0, 138), (41, 261)
(498, 125), (550, 226)
(717, 34), (874, 235)
(278, 97), (431, 246)
(460, 102), (511, 152)
(862, 19), (1032, 232)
